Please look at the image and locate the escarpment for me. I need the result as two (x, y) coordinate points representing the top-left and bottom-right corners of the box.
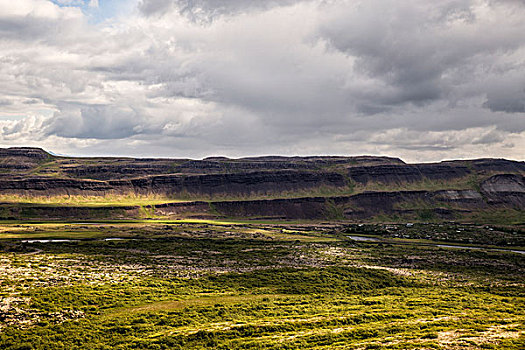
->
(0, 147), (523, 221)
(111, 170), (349, 196)
(346, 164), (471, 184)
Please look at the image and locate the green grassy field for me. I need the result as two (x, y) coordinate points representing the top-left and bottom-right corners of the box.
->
(0, 194), (189, 207)
(0, 221), (523, 349)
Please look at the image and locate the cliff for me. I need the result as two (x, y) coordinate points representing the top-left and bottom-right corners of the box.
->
(0, 147), (523, 221)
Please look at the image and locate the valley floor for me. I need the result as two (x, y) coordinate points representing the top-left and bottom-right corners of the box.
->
(0, 221), (523, 349)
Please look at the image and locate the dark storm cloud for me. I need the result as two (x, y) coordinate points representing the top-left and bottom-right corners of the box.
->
(483, 76), (525, 113)
(485, 93), (525, 113)
(318, 0), (525, 112)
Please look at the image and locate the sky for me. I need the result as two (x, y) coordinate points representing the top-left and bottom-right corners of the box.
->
(0, 0), (524, 162)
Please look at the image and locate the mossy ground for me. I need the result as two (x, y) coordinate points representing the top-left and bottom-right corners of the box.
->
(0, 222), (523, 349)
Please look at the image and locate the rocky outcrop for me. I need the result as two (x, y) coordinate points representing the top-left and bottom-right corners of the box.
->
(0, 204), (138, 220)
(0, 178), (114, 195)
(481, 174), (525, 193)
(61, 155), (405, 179)
(433, 190), (483, 202)
(211, 197), (328, 220)
(347, 164), (471, 184)
(118, 171), (347, 196)
(62, 163), (178, 180)
(0, 147), (50, 160)
(466, 159), (525, 173)
(154, 201), (211, 217)
(481, 174), (525, 206)
(0, 147), (52, 174)
(0, 170), (348, 197)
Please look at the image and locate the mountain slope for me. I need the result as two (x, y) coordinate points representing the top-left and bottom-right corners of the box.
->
(0, 147), (523, 222)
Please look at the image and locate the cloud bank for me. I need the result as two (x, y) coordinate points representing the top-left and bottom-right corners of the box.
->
(0, 0), (524, 161)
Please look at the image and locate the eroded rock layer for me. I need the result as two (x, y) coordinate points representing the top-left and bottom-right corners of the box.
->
(0, 147), (523, 220)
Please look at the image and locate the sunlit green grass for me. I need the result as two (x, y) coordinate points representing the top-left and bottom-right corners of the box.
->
(0, 193), (189, 207)
(1, 269), (523, 349)
(0, 223), (336, 242)
(0, 222), (523, 349)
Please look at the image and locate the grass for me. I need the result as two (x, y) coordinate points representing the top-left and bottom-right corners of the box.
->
(0, 222), (523, 349)
(0, 193), (189, 207)
(469, 209), (525, 225)
(0, 187), (355, 206)
(0, 230), (105, 240)
(0, 223), (338, 243)
(105, 294), (287, 317)
(352, 173), (492, 193)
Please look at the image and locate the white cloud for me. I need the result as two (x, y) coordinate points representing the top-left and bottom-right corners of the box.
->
(0, 0), (523, 161)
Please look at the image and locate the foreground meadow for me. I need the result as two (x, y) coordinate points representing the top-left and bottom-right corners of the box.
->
(0, 221), (523, 349)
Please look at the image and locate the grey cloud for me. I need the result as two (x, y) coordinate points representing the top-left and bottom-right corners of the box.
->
(366, 126), (509, 153)
(138, 0), (173, 15)
(44, 105), (148, 140)
(0, 17), (58, 41)
(485, 93), (525, 113)
(0, 3), (85, 43)
(319, 0), (525, 112)
(0, 99), (13, 106)
(139, 0), (306, 19)
(23, 99), (41, 105)
(86, 0), (525, 139)
(484, 77), (525, 113)
(472, 129), (506, 145)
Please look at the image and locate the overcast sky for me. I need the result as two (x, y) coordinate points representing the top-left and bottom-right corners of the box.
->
(0, 0), (524, 161)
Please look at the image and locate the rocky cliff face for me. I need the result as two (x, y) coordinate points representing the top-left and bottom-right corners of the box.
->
(481, 174), (525, 207)
(0, 147), (50, 160)
(346, 164), (471, 184)
(0, 147), (51, 174)
(152, 189), (492, 220)
(0, 178), (114, 195)
(0, 170), (348, 196)
(0, 147), (523, 221)
(481, 174), (525, 193)
(465, 159), (525, 173)
(60, 155), (405, 179)
(118, 171), (348, 196)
